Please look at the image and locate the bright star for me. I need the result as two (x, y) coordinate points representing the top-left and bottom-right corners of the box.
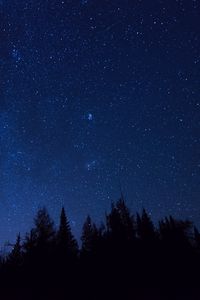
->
(87, 113), (93, 121)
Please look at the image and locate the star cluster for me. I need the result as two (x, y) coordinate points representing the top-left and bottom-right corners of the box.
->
(0, 0), (200, 245)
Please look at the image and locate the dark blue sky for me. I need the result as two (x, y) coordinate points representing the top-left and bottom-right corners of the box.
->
(0, 0), (200, 246)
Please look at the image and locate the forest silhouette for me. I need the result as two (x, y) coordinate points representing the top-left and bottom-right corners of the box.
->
(1, 197), (200, 300)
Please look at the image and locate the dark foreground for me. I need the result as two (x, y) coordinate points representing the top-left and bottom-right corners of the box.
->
(1, 200), (200, 299)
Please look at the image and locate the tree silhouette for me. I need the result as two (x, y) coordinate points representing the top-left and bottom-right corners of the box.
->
(57, 207), (78, 258)
(81, 215), (100, 254)
(23, 229), (37, 254)
(0, 199), (200, 300)
(106, 198), (135, 244)
(22, 207), (55, 277)
(136, 209), (156, 242)
(159, 216), (192, 247)
(33, 207), (55, 247)
(7, 233), (22, 267)
(116, 198), (136, 241)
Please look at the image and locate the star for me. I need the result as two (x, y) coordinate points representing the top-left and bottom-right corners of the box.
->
(87, 113), (93, 121)
(12, 48), (22, 63)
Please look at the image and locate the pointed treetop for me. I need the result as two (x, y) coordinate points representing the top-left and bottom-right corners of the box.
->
(57, 206), (78, 255)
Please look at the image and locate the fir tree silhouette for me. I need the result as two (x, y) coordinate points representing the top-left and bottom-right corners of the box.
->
(136, 208), (156, 242)
(33, 207), (55, 246)
(0, 200), (200, 300)
(8, 233), (22, 267)
(57, 207), (78, 257)
(81, 215), (99, 254)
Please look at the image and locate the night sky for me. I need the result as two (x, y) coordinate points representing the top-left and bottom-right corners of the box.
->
(0, 0), (200, 246)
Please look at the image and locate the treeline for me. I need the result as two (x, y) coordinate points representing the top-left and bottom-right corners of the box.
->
(1, 198), (200, 300)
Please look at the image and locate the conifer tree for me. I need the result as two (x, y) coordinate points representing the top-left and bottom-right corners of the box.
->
(159, 216), (192, 247)
(81, 215), (99, 254)
(57, 207), (78, 257)
(8, 233), (22, 267)
(107, 199), (135, 243)
(23, 207), (55, 264)
(116, 198), (135, 241)
(137, 209), (155, 242)
(33, 207), (55, 246)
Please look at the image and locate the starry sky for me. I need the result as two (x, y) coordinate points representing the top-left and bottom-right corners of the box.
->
(0, 0), (200, 246)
